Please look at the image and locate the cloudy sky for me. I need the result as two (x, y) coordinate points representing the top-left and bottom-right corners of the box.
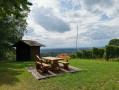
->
(23, 0), (119, 48)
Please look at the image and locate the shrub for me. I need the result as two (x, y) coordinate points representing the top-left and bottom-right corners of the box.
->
(115, 46), (119, 58)
(69, 53), (76, 59)
(92, 47), (104, 59)
(105, 45), (115, 60)
(82, 50), (92, 59)
(105, 45), (119, 61)
(76, 51), (82, 59)
(5, 51), (16, 61)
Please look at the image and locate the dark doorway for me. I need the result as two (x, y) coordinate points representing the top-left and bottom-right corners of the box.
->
(16, 46), (30, 61)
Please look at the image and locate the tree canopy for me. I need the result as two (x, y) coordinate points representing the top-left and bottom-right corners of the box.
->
(108, 39), (119, 46)
(0, 0), (32, 60)
(0, 0), (32, 19)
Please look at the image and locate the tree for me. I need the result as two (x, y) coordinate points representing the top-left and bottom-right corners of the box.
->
(108, 39), (119, 46)
(0, 0), (32, 60)
(0, 0), (32, 20)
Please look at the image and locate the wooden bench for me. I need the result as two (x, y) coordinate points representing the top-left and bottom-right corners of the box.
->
(58, 61), (69, 69)
(35, 55), (50, 73)
(56, 53), (71, 69)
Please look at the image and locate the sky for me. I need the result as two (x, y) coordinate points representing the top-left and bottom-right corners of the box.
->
(23, 0), (119, 48)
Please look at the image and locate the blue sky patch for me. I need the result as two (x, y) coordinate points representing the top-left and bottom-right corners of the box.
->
(60, 1), (72, 10)
(100, 14), (109, 21)
(60, 1), (81, 11)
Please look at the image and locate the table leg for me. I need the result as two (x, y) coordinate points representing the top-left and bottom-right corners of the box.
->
(52, 61), (60, 70)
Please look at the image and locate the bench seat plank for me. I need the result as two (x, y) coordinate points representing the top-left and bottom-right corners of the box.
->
(58, 61), (69, 64)
(42, 63), (50, 67)
(58, 61), (69, 69)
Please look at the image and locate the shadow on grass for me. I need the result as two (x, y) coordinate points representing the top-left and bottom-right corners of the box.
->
(0, 68), (22, 86)
(114, 60), (119, 62)
(0, 61), (34, 86)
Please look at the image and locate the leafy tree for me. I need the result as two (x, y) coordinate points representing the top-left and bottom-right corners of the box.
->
(0, 0), (32, 60)
(0, 0), (32, 19)
(108, 39), (119, 46)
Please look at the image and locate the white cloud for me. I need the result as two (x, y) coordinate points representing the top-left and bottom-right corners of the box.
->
(32, 6), (70, 33)
(80, 0), (119, 17)
(23, 0), (119, 48)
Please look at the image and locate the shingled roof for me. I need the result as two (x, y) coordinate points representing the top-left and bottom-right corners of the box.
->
(13, 40), (45, 47)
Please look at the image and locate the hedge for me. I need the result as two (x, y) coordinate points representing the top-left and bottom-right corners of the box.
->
(69, 45), (119, 61)
(92, 47), (104, 59)
(82, 50), (92, 59)
(69, 53), (76, 59)
(76, 51), (83, 59)
(105, 45), (119, 61)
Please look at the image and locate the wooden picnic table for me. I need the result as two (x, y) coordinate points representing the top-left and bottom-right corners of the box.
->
(42, 57), (63, 70)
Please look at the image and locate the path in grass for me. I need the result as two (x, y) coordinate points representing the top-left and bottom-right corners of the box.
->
(0, 59), (119, 90)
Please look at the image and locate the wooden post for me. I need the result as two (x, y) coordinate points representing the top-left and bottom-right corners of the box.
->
(76, 25), (78, 57)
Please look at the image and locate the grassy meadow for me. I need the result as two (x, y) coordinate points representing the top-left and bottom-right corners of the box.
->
(0, 59), (119, 90)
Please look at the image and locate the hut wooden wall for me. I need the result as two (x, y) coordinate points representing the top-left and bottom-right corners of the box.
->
(30, 46), (40, 60)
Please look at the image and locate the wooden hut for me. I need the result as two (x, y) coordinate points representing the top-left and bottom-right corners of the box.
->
(13, 40), (45, 61)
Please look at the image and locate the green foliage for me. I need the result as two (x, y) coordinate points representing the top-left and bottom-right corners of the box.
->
(0, 0), (32, 20)
(105, 45), (116, 60)
(105, 45), (119, 61)
(76, 51), (83, 59)
(92, 47), (104, 59)
(108, 38), (119, 46)
(115, 46), (119, 58)
(0, 0), (32, 61)
(105, 38), (119, 60)
(69, 51), (82, 59)
(5, 50), (16, 61)
(69, 53), (76, 59)
(0, 16), (27, 60)
(67, 45), (119, 61)
(82, 50), (92, 59)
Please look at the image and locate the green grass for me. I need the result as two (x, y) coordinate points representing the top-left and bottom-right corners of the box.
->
(0, 59), (119, 90)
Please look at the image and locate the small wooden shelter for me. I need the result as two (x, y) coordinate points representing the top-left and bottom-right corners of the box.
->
(13, 40), (45, 61)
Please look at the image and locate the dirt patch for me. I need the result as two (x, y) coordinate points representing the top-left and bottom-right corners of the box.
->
(26, 65), (83, 80)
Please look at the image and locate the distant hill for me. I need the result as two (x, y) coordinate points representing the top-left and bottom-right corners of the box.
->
(40, 47), (93, 57)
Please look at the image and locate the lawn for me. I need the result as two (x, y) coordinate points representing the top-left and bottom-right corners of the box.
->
(0, 59), (119, 90)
